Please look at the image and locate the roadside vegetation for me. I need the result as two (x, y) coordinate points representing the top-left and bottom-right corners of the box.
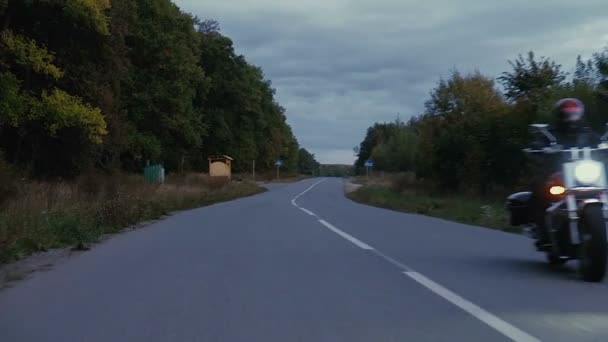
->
(319, 164), (355, 177)
(347, 174), (516, 233)
(0, 169), (264, 264)
(0, 1), (323, 264)
(0, 1), (315, 177)
(353, 48), (608, 229)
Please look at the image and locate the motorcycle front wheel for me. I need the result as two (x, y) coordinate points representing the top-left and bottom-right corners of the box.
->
(578, 205), (607, 282)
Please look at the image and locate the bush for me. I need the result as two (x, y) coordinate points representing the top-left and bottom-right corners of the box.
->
(389, 172), (418, 193)
(0, 173), (263, 264)
(0, 155), (19, 208)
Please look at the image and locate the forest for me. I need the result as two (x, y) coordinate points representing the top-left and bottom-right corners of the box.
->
(0, 0), (320, 178)
(355, 49), (608, 195)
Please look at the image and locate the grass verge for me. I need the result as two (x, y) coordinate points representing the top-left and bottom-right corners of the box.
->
(0, 173), (265, 264)
(347, 183), (519, 234)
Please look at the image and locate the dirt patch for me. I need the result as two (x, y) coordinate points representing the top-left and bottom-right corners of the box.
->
(344, 178), (363, 193)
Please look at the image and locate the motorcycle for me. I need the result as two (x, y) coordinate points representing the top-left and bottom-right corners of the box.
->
(506, 124), (608, 282)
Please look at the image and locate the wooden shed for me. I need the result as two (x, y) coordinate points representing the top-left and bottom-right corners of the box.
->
(208, 155), (233, 178)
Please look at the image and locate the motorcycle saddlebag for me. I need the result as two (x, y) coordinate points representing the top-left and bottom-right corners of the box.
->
(506, 192), (532, 226)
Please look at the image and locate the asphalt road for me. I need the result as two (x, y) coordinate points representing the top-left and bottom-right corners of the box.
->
(2, 178), (608, 342)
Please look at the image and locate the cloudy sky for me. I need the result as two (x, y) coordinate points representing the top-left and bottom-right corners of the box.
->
(175, 0), (607, 164)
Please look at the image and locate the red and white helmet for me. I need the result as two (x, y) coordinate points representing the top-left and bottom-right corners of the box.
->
(553, 98), (584, 123)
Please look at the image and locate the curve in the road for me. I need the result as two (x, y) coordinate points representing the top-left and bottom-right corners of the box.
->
(291, 178), (541, 342)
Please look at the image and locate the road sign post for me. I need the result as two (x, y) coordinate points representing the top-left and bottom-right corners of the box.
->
(275, 160), (283, 180)
(364, 160), (374, 179)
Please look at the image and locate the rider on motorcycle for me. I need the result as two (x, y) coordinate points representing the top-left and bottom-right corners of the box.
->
(528, 98), (601, 248)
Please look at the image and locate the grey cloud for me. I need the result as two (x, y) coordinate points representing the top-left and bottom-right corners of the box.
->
(176, 0), (608, 163)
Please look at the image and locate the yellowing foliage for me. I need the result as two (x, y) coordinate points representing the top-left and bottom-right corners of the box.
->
(0, 72), (27, 127)
(64, 0), (111, 35)
(41, 89), (108, 144)
(1, 31), (63, 79)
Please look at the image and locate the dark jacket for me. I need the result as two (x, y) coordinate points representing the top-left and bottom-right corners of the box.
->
(527, 125), (602, 221)
(530, 124), (600, 150)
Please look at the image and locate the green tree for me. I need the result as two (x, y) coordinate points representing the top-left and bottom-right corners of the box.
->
(0, 2), (305, 179)
(298, 148), (320, 175)
(0, 0), (109, 177)
(121, 0), (205, 171)
(499, 51), (567, 104)
(196, 22), (300, 173)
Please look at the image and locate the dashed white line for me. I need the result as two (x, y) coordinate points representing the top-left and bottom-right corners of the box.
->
(290, 178), (541, 342)
(405, 271), (541, 342)
(318, 219), (374, 250)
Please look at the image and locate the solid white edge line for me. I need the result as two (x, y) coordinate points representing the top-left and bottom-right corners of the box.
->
(300, 208), (316, 216)
(404, 271), (541, 342)
(318, 219), (374, 250)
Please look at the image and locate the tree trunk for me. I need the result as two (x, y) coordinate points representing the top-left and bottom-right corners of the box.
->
(24, 66), (32, 91)
(1, 5), (13, 31)
(12, 128), (24, 164)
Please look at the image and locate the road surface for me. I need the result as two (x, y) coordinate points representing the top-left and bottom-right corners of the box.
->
(2, 178), (608, 342)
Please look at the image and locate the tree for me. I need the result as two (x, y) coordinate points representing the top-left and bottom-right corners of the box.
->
(498, 51), (567, 111)
(319, 164), (354, 177)
(298, 148), (320, 175)
(354, 122), (398, 171)
(574, 55), (598, 86)
(354, 46), (608, 196)
(0, 3), (303, 177)
(197, 25), (300, 173)
(0, 1), (110, 177)
(357, 70), (522, 194)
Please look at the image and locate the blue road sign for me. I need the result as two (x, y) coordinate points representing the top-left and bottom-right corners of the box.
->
(365, 160), (374, 168)
(275, 160), (283, 167)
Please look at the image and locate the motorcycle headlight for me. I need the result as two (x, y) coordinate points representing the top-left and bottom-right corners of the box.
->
(575, 161), (602, 185)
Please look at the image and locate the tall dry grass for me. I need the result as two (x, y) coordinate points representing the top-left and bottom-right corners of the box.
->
(0, 172), (262, 263)
(347, 172), (515, 232)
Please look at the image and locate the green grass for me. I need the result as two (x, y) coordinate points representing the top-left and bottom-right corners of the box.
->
(0, 175), (265, 264)
(348, 184), (520, 233)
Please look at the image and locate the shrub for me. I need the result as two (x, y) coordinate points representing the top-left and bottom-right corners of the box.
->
(0, 173), (263, 263)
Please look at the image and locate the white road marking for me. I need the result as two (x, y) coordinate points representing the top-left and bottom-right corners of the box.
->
(318, 219), (374, 250)
(404, 271), (541, 342)
(300, 208), (316, 216)
(371, 249), (413, 272)
(292, 178), (327, 203)
(289, 178), (540, 342)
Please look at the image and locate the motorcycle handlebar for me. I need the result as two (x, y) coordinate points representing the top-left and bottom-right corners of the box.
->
(524, 144), (608, 154)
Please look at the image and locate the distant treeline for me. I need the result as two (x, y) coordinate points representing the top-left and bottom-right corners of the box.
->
(0, 0), (319, 178)
(355, 49), (608, 195)
(319, 164), (354, 177)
